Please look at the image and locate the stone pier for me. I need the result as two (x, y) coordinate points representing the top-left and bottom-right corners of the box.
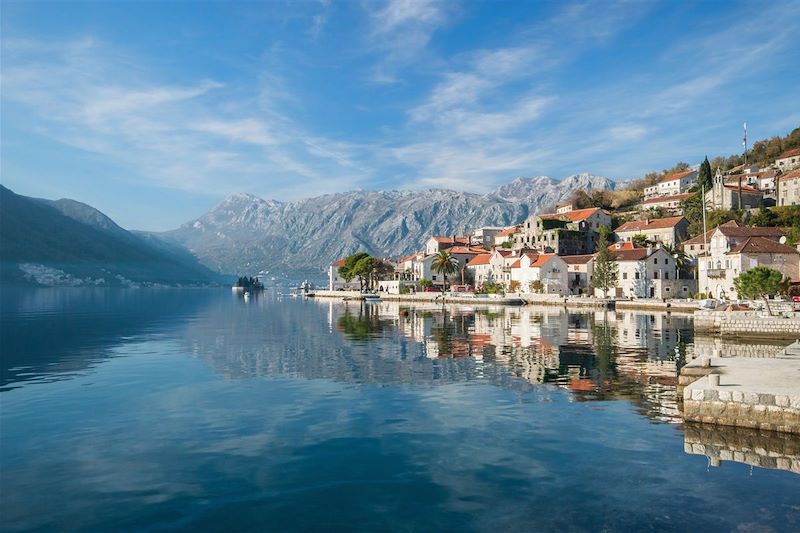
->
(681, 352), (800, 434)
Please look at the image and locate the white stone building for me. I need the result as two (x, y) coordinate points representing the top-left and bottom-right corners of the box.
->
(777, 170), (800, 206)
(509, 253), (569, 294)
(645, 169), (698, 199)
(697, 225), (798, 299)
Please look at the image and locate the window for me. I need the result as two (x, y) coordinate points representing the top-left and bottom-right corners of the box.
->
(635, 272), (640, 280)
(623, 272), (628, 280)
(654, 271), (659, 279)
(432, 275), (437, 280)
(665, 272), (669, 280)
(653, 258), (658, 264)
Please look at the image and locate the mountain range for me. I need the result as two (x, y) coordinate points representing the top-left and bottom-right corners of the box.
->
(1, 173), (614, 285)
(0, 185), (220, 287)
(158, 173), (614, 278)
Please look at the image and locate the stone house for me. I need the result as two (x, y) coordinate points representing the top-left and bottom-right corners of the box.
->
(514, 207), (612, 255)
(493, 226), (519, 247)
(775, 147), (800, 172)
(614, 216), (689, 246)
(466, 250), (514, 287)
(777, 170), (800, 206)
(607, 245), (696, 299)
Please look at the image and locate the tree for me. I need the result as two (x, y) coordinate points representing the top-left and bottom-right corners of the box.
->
(352, 255), (377, 292)
(698, 156), (713, 191)
(592, 225), (619, 298)
(733, 266), (788, 316)
(419, 277), (432, 289)
(529, 279), (543, 293)
(338, 252), (369, 285)
(431, 250), (459, 290)
(509, 280), (520, 293)
(631, 234), (649, 247)
(749, 207), (778, 227)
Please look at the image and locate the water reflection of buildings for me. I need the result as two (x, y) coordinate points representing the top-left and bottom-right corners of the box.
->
(320, 300), (696, 424)
(684, 423), (800, 475)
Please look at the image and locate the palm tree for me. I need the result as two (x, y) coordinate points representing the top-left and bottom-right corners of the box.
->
(431, 250), (459, 290)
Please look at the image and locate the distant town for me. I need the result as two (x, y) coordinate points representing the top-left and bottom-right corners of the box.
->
(329, 133), (800, 303)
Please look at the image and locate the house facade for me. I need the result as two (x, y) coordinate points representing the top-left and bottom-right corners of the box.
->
(645, 169), (698, 199)
(562, 254), (595, 295)
(614, 216), (689, 246)
(775, 147), (800, 172)
(608, 245), (696, 299)
(509, 253), (569, 295)
(778, 170), (800, 206)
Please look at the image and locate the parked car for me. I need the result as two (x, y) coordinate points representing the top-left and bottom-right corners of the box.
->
(792, 295), (800, 303)
(423, 286), (442, 292)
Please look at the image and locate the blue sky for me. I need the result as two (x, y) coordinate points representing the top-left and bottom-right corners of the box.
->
(2, 0), (799, 230)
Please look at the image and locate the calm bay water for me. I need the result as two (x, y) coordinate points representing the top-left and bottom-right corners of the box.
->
(1, 288), (798, 532)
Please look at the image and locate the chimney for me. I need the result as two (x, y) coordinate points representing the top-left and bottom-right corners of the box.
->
(646, 244), (653, 256)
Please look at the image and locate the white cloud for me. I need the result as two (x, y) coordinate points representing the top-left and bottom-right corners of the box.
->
(1, 37), (371, 198)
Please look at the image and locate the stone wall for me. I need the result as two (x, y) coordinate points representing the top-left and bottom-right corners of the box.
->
(683, 381), (800, 434)
(694, 309), (800, 339)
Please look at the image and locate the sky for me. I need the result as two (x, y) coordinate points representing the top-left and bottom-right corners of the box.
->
(2, 0), (799, 231)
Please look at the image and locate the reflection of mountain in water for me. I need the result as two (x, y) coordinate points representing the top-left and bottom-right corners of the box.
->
(684, 423), (800, 475)
(0, 288), (211, 390)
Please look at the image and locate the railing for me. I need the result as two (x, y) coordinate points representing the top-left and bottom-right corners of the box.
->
(706, 268), (726, 278)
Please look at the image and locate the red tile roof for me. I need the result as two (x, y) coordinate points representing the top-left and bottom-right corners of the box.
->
(609, 248), (652, 261)
(332, 259), (347, 267)
(540, 207), (607, 222)
(682, 221), (740, 245)
(778, 147), (800, 160)
(448, 246), (481, 255)
(562, 254), (595, 265)
(722, 184), (762, 194)
(727, 236), (798, 255)
(615, 216), (686, 233)
(779, 169), (800, 181)
(531, 253), (557, 267)
(658, 169), (696, 184)
(496, 226), (518, 237)
(466, 254), (492, 266)
(431, 236), (469, 244)
(608, 241), (642, 251)
(397, 253), (418, 263)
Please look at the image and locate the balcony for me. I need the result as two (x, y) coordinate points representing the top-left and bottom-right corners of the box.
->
(706, 268), (727, 278)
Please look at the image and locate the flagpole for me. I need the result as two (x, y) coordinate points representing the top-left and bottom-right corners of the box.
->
(701, 184), (708, 294)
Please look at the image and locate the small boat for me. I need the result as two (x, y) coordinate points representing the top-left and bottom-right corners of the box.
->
(243, 291), (250, 301)
(364, 294), (381, 301)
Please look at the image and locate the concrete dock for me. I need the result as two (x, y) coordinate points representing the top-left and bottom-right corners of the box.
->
(681, 346), (800, 434)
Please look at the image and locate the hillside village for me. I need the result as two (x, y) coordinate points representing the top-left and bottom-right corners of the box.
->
(330, 131), (800, 302)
